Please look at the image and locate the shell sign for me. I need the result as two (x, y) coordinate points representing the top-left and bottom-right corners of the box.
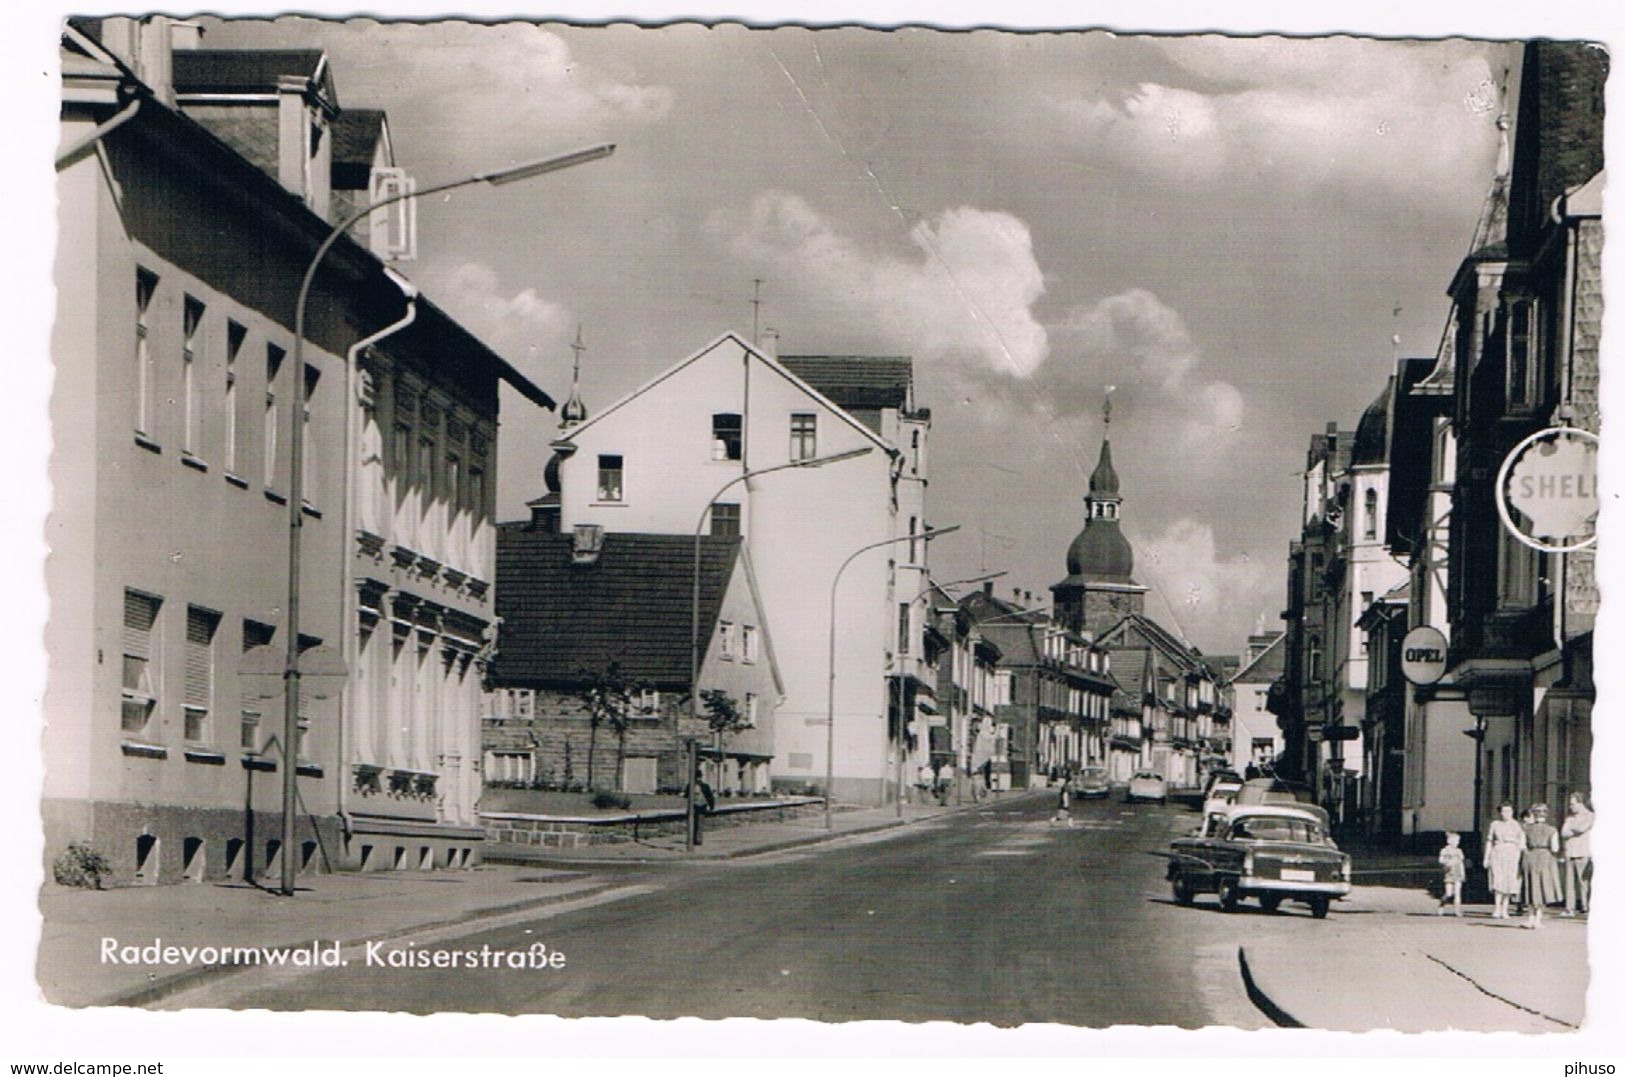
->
(1495, 427), (1599, 553)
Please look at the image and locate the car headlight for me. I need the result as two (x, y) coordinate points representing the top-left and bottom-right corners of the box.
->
(1340, 857), (1352, 882)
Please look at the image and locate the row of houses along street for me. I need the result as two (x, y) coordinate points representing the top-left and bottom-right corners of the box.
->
(49, 16), (1246, 889)
(1263, 39), (1602, 867)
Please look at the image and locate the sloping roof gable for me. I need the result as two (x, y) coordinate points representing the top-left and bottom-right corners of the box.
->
(492, 529), (742, 688)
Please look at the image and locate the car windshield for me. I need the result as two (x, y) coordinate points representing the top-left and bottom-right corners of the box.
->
(1081, 769), (1107, 780)
(1228, 816), (1324, 843)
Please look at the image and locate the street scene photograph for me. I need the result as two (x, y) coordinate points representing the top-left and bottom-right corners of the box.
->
(25, 5), (1616, 1053)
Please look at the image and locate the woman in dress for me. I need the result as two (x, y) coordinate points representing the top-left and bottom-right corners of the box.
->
(1484, 802), (1526, 920)
(1521, 802), (1562, 928)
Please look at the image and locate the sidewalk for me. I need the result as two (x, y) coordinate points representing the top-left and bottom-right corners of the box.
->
(484, 790), (1025, 866)
(1240, 884), (1589, 1032)
(35, 865), (612, 1008)
(37, 790), (1027, 1009)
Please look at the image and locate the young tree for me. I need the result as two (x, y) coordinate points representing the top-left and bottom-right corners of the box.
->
(699, 688), (750, 788)
(575, 662), (642, 791)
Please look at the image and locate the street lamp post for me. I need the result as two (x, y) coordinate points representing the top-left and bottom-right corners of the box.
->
(824, 525), (959, 831)
(276, 144), (614, 895)
(685, 446), (873, 851)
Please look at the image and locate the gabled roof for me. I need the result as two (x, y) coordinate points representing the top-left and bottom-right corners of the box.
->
(559, 333), (898, 457)
(173, 48), (335, 103)
(1108, 648), (1148, 713)
(1099, 613), (1208, 675)
(1228, 631), (1286, 685)
(492, 529), (751, 689)
(331, 108), (390, 188)
(779, 355), (913, 412)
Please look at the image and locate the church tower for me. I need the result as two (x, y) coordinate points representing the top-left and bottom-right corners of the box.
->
(1051, 398), (1147, 636)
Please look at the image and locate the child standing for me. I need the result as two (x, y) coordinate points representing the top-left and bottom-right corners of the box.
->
(1438, 831), (1466, 916)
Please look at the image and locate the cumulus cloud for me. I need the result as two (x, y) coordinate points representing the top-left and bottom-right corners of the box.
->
(1042, 288), (1245, 448)
(1135, 518), (1275, 650)
(1054, 35), (1501, 202)
(709, 191), (1049, 377)
(417, 261), (574, 381)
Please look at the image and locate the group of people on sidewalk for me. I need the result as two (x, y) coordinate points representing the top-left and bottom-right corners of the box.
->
(1438, 791), (1593, 927)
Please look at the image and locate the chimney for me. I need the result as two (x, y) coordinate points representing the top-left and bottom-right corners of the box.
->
(983, 581), (994, 597)
(760, 328), (779, 360)
(571, 524), (605, 564)
(135, 16), (176, 107)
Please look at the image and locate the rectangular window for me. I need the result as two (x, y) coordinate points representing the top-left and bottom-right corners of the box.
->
(392, 421), (412, 492)
(789, 413), (817, 462)
(224, 321), (245, 474)
(265, 344), (284, 489)
(182, 296), (205, 456)
(301, 365), (320, 506)
(121, 590), (161, 734)
(741, 624), (758, 664)
(898, 602), (911, 655)
(597, 454), (624, 502)
(712, 413), (742, 461)
(638, 689), (661, 716)
(468, 463), (487, 518)
(745, 692), (759, 727)
(446, 453), (462, 514)
(184, 606), (220, 743)
(718, 621), (736, 660)
(710, 502), (741, 538)
(417, 435), (436, 499)
(240, 620), (275, 751)
(513, 689), (534, 720)
(1506, 297), (1538, 410)
(135, 268), (158, 437)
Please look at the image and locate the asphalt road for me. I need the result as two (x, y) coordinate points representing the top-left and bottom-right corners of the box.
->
(184, 795), (1294, 1027)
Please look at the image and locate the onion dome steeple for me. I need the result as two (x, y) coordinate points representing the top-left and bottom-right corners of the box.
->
(1063, 394), (1135, 583)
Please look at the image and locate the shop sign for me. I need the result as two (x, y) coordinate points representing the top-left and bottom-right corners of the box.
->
(1400, 626), (1448, 686)
(1496, 426), (1599, 553)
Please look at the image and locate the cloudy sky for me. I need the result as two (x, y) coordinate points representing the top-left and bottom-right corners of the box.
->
(194, 18), (1509, 653)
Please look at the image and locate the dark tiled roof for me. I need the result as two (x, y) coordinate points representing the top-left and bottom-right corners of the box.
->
(332, 109), (386, 167)
(780, 355), (913, 412)
(173, 49), (326, 94)
(492, 529), (741, 689)
(1109, 649), (1148, 713)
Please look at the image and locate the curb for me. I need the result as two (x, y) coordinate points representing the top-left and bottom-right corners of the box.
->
(97, 880), (619, 1009)
(1236, 946), (1304, 1029)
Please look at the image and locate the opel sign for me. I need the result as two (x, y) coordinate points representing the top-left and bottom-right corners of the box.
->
(1495, 426), (1599, 553)
(1400, 626), (1448, 686)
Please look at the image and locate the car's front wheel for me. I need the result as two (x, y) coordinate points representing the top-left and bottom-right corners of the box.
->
(1309, 896), (1331, 919)
(1172, 874), (1194, 905)
(1217, 877), (1240, 913)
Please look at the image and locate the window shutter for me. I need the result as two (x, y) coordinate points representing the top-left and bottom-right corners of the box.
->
(184, 608), (214, 707)
(123, 591), (157, 658)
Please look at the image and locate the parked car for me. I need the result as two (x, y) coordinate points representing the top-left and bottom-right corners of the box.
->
(1126, 771), (1168, 804)
(1167, 803), (1352, 918)
(1201, 770), (1245, 816)
(1075, 767), (1111, 799)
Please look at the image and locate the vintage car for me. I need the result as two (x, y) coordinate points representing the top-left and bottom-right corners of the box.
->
(1167, 803), (1352, 918)
(1075, 766), (1112, 799)
(1201, 770), (1245, 816)
(1126, 771), (1168, 804)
